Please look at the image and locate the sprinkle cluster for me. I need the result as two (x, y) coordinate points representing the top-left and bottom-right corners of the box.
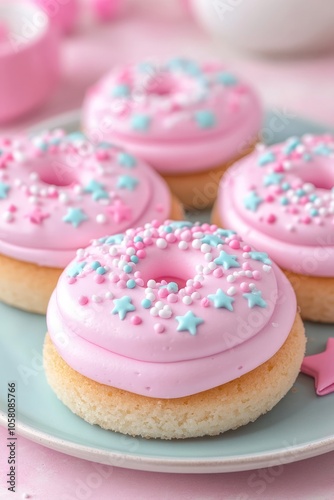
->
(67, 221), (273, 336)
(244, 135), (334, 230)
(0, 130), (146, 229)
(102, 58), (246, 133)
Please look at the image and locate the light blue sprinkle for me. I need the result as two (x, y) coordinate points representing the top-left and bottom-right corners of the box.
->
(167, 282), (178, 293)
(105, 234), (124, 245)
(313, 144), (332, 156)
(169, 221), (192, 229)
(309, 194), (318, 202)
(141, 298), (151, 309)
(67, 261), (86, 278)
(131, 256), (139, 264)
(123, 264), (133, 273)
(281, 182), (291, 192)
(117, 152), (137, 168)
(303, 153), (312, 162)
(244, 191), (263, 212)
(167, 58), (202, 76)
(217, 72), (237, 86)
(263, 172), (283, 187)
(112, 84), (130, 98)
(67, 132), (86, 142)
(131, 114), (150, 132)
(258, 151), (276, 166)
(134, 236), (143, 243)
(96, 266), (106, 275)
(280, 196), (289, 205)
(283, 137), (300, 155)
(91, 261), (101, 270)
(310, 208), (319, 217)
(127, 279), (136, 289)
(296, 188), (306, 198)
(194, 110), (216, 129)
(163, 225), (173, 233)
(116, 175), (139, 191)
(112, 296), (135, 320)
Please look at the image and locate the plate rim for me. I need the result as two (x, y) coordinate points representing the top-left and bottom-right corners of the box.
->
(1, 409), (334, 473)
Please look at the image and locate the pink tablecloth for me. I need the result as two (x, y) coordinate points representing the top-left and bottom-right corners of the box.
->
(1, 1), (334, 498)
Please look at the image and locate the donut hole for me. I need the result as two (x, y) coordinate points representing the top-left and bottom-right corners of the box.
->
(145, 74), (179, 97)
(36, 160), (77, 187)
(300, 165), (334, 190)
(154, 276), (187, 289)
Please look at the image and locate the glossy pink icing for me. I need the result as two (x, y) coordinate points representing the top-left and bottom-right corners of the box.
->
(217, 135), (334, 277)
(0, 130), (171, 267)
(47, 221), (297, 399)
(301, 338), (334, 396)
(83, 58), (262, 173)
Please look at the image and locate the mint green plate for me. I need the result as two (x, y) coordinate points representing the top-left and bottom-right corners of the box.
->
(0, 112), (333, 473)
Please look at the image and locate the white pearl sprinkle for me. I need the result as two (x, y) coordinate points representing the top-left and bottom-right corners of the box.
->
(155, 301), (164, 310)
(227, 286), (237, 296)
(208, 262), (217, 270)
(263, 265), (272, 273)
(191, 292), (200, 300)
(192, 239), (202, 249)
(159, 308), (172, 319)
(29, 172), (39, 181)
(147, 279), (156, 288)
(182, 295), (192, 305)
(2, 211), (14, 222)
(178, 241), (188, 250)
(28, 195), (38, 204)
(156, 238), (168, 249)
(92, 295), (102, 303)
(249, 283), (256, 290)
(109, 247), (118, 256)
(201, 243), (211, 253)
(146, 292), (155, 302)
(150, 307), (159, 317)
(227, 274), (236, 283)
(204, 252), (213, 262)
(105, 291), (114, 299)
(96, 213), (107, 224)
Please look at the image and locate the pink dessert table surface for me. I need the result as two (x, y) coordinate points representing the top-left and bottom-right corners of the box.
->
(1, 1), (334, 498)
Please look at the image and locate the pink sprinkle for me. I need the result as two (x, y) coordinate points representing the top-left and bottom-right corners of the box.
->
(240, 282), (249, 292)
(134, 271), (142, 278)
(299, 196), (308, 205)
(185, 286), (194, 294)
(229, 240), (240, 250)
(8, 204), (17, 212)
(253, 270), (261, 280)
(155, 204), (164, 213)
(68, 277), (76, 284)
(274, 163), (284, 173)
(167, 293), (178, 303)
(144, 237), (153, 245)
(166, 233), (176, 243)
(109, 273), (120, 283)
(96, 150), (109, 161)
(193, 281), (203, 289)
(137, 250), (146, 259)
(267, 214), (276, 224)
(181, 230), (192, 242)
(213, 268), (223, 278)
(243, 245), (251, 252)
(201, 298), (210, 307)
(135, 278), (144, 286)
(135, 241), (144, 250)
(94, 274), (105, 284)
(242, 262), (252, 271)
(131, 316), (142, 325)
(154, 323), (165, 334)
(301, 216), (311, 224)
(117, 280), (126, 288)
(158, 288), (168, 299)
(265, 195), (275, 202)
(289, 206), (299, 214)
(78, 295), (88, 306)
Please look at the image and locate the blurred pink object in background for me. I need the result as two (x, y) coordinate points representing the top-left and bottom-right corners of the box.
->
(91, 0), (121, 22)
(0, 21), (8, 42)
(33, 0), (79, 34)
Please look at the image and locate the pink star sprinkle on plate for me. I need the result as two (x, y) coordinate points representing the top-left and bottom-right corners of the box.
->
(25, 208), (50, 224)
(107, 200), (132, 223)
(301, 338), (334, 396)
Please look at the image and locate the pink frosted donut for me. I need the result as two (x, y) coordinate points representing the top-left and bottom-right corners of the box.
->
(83, 58), (262, 209)
(44, 221), (305, 438)
(0, 130), (182, 313)
(214, 134), (334, 322)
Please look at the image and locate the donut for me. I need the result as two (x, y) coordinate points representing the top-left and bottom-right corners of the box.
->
(0, 130), (183, 314)
(213, 134), (334, 323)
(44, 220), (305, 439)
(82, 58), (262, 209)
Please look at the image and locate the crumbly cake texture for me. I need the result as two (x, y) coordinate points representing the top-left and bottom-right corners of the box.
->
(83, 58), (262, 209)
(44, 315), (305, 440)
(0, 130), (182, 313)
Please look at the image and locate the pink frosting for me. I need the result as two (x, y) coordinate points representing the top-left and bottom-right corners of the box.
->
(47, 221), (297, 399)
(0, 130), (171, 267)
(83, 58), (262, 173)
(217, 135), (334, 277)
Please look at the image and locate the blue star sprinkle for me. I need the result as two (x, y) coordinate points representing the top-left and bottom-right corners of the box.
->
(176, 311), (204, 336)
(194, 110), (216, 129)
(244, 191), (263, 212)
(67, 261), (86, 278)
(168, 58), (202, 76)
(131, 114), (151, 132)
(313, 144), (332, 156)
(112, 84), (131, 98)
(249, 252), (272, 265)
(116, 175), (139, 191)
(201, 235), (224, 247)
(214, 251), (240, 270)
(217, 72), (237, 86)
(63, 208), (88, 228)
(117, 152), (137, 168)
(84, 180), (109, 201)
(208, 289), (235, 311)
(243, 290), (267, 308)
(258, 151), (276, 166)
(112, 296), (135, 320)
(0, 182), (10, 199)
(283, 137), (300, 155)
(263, 172), (284, 187)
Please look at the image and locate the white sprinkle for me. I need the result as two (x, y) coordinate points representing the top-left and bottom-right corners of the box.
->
(96, 213), (107, 224)
(146, 292), (155, 302)
(156, 238), (168, 249)
(303, 183), (315, 193)
(204, 252), (213, 262)
(245, 270), (253, 278)
(155, 301), (164, 310)
(203, 266), (211, 275)
(196, 264), (204, 273)
(109, 247), (118, 256)
(227, 274), (236, 283)
(105, 291), (114, 299)
(92, 295), (102, 303)
(76, 248), (85, 258)
(178, 241), (188, 250)
(59, 192), (69, 204)
(201, 243), (211, 253)
(73, 185), (83, 195)
(227, 286), (237, 296)
(193, 231), (204, 238)
(263, 265), (272, 273)
(150, 307), (159, 317)
(126, 247), (136, 256)
(14, 178), (22, 187)
(28, 195), (38, 204)
(249, 283), (256, 290)
(192, 238), (202, 249)
(182, 295), (192, 305)
(29, 171), (39, 181)
(147, 279), (156, 288)
(159, 308), (172, 319)
(2, 211), (14, 222)
(191, 292), (200, 300)
(243, 252), (250, 258)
